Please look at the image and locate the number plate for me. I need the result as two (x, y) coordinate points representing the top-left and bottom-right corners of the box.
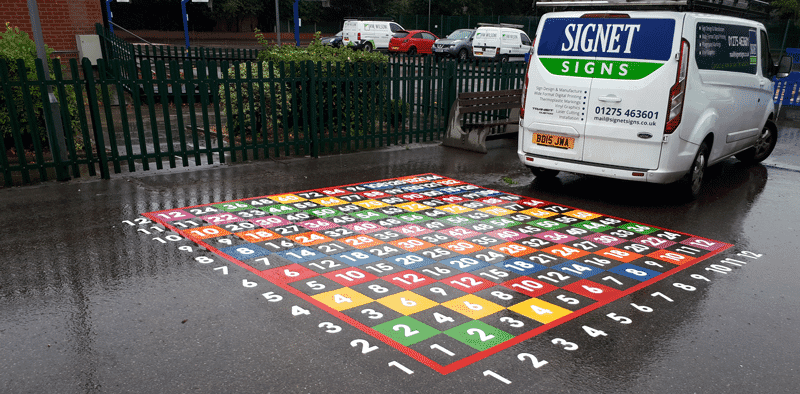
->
(532, 133), (575, 149)
(474, 51), (483, 55)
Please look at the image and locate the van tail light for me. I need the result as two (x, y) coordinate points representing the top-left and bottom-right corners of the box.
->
(496, 48), (500, 55)
(665, 39), (689, 134)
(520, 58), (533, 119)
(358, 32), (361, 40)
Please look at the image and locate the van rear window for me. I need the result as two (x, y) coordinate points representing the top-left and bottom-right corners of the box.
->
(696, 23), (757, 74)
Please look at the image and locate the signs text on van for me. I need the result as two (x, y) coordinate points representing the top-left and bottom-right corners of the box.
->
(537, 18), (675, 80)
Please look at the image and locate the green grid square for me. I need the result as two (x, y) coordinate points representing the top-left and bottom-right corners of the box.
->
(349, 210), (388, 221)
(309, 207), (344, 219)
(482, 217), (522, 229)
(529, 218), (568, 230)
(259, 204), (299, 215)
(573, 221), (614, 232)
(444, 320), (514, 351)
(617, 222), (659, 234)
(213, 201), (253, 212)
(440, 215), (475, 226)
(397, 212), (431, 223)
(373, 316), (441, 346)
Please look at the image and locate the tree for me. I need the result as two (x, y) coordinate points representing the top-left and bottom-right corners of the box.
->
(215, 0), (265, 32)
(773, 0), (800, 22)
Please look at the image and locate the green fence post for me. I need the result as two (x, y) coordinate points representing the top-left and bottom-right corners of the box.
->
(308, 60), (319, 158)
(83, 58), (110, 180)
(0, 59), (24, 185)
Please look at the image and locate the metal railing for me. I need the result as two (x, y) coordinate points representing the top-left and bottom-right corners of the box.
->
(0, 56), (525, 187)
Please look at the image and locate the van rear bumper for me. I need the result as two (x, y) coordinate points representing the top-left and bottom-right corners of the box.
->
(517, 152), (686, 184)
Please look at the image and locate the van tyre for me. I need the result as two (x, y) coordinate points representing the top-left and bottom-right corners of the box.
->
(679, 141), (709, 200)
(363, 42), (373, 52)
(736, 121), (777, 164)
(530, 167), (559, 178)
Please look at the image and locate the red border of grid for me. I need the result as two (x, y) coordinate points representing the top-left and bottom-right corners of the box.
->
(142, 173), (733, 375)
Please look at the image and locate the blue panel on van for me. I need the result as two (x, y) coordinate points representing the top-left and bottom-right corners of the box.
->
(537, 18), (675, 61)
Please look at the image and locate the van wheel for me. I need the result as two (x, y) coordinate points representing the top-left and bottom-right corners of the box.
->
(530, 167), (559, 178)
(679, 141), (709, 200)
(457, 49), (468, 61)
(736, 121), (777, 164)
(407, 47), (416, 56)
(499, 55), (509, 63)
(363, 42), (373, 52)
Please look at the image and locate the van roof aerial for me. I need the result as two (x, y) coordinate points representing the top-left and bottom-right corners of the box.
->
(533, 0), (768, 18)
(477, 23), (525, 29)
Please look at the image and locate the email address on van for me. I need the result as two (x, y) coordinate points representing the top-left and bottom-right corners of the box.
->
(593, 116), (657, 126)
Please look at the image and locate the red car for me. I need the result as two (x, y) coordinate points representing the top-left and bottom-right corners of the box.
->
(389, 30), (439, 55)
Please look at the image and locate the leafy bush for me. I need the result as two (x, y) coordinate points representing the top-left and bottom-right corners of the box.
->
(0, 23), (81, 151)
(255, 31), (388, 65)
(218, 32), (406, 141)
(217, 61), (292, 138)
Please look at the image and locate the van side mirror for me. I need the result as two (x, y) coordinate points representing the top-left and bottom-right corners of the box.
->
(777, 55), (793, 78)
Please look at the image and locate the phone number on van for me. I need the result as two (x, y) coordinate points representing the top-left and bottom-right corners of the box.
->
(595, 107), (659, 119)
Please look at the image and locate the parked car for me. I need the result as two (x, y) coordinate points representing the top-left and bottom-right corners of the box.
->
(342, 19), (405, 52)
(433, 29), (476, 60)
(321, 31), (342, 47)
(388, 30), (439, 55)
(518, 10), (792, 199)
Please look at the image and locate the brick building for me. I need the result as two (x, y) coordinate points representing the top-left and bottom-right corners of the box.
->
(2, 0), (104, 59)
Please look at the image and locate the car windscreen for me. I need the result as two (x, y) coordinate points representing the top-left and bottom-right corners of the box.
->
(393, 31), (410, 38)
(447, 30), (473, 40)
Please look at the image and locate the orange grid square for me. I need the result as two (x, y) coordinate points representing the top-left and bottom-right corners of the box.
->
(287, 232), (334, 246)
(184, 225), (231, 239)
(441, 240), (484, 254)
(490, 242), (536, 257)
(268, 194), (307, 204)
(340, 234), (384, 249)
(390, 238), (436, 252)
(235, 228), (281, 243)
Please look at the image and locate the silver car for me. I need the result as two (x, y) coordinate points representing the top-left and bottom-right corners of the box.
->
(433, 29), (475, 60)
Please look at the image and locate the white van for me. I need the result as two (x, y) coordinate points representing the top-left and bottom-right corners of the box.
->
(472, 24), (533, 61)
(341, 19), (405, 52)
(518, 10), (791, 198)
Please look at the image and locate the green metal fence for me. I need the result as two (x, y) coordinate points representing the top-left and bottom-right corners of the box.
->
(95, 24), (259, 69)
(0, 56), (525, 187)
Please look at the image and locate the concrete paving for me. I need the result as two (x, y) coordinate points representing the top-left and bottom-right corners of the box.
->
(1, 115), (799, 392)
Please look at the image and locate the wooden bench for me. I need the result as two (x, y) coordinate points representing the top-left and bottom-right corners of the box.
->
(442, 88), (522, 153)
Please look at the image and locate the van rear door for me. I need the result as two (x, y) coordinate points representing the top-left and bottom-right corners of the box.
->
(523, 12), (682, 169)
(580, 13), (682, 169)
(521, 15), (593, 162)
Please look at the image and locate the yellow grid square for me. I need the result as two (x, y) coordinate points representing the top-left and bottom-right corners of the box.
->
(312, 288), (374, 311)
(478, 206), (515, 216)
(438, 204), (474, 214)
(353, 199), (390, 209)
(509, 298), (572, 324)
(377, 290), (438, 315)
(395, 202), (431, 212)
(312, 197), (348, 207)
(442, 294), (505, 319)
(268, 194), (307, 204)
(521, 208), (558, 218)
(563, 210), (602, 220)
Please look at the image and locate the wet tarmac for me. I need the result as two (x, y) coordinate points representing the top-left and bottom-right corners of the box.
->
(1, 120), (799, 392)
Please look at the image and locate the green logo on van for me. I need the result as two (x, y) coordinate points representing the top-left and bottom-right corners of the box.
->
(540, 58), (664, 80)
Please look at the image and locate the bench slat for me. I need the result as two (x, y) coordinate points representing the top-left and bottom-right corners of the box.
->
(458, 101), (521, 114)
(458, 89), (522, 100)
